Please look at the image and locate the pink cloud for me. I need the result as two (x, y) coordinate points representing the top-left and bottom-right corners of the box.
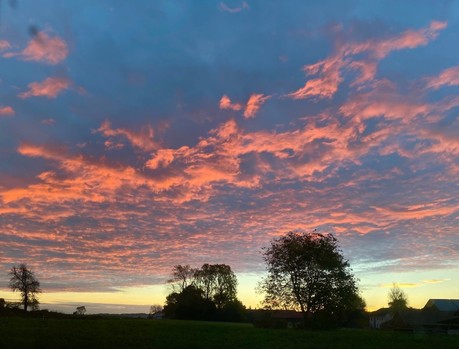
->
(219, 95), (243, 111)
(4, 31), (68, 65)
(0, 40), (11, 51)
(220, 93), (270, 118)
(373, 202), (457, 221)
(370, 21), (447, 59)
(97, 121), (158, 152)
(1, 143), (167, 205)
(426, 66), (459, 90)
(339, 79), (431, 123)
(243, 94), (270, 118)
(145, 149), (175, 169)
(218, 1), (249, 13)
(0, 106), (15, 117)
(288, 21), (447, 100)
(19, 77), (70, 99)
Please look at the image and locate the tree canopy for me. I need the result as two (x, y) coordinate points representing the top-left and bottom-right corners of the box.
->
(258, 231), (364, 327)
(167, 265), (197, 292)
(387, 283), (408, 312)
(163, 263), (244, 322)
(8, 264), (41, 312)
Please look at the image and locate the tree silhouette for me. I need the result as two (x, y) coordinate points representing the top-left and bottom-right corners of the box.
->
(387, 283), (408, 312)
(74, 306), (86, 315)
(258, 231), (363, 327)
(164, 263), (245, 321)
(194, 264), (237, 308)
(167, 265), (197, 292)
(8, 264), (41, 312)
(163, 285), (216, 320)
(149, 304), (163, 316)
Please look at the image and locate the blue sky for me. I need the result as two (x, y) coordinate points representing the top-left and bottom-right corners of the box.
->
(0, 0), (458, 312)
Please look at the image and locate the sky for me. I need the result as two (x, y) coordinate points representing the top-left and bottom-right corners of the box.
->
(0, 0), (459, 314)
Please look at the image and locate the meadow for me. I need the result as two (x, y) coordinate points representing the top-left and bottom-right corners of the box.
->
(1, 317), (459, 349)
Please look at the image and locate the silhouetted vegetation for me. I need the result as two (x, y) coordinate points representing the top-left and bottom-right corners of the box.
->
(73, 306), (87, 315)
(258, 231), (365, 328)
(164, 263), (246, 322)
(388, 283), (409, 313)
(8, 264), (41, 312)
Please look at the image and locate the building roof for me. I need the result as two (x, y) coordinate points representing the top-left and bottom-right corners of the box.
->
(369, 308), (391, 317)
(383, 308), (458, 329)
(424, 299), (459, 312)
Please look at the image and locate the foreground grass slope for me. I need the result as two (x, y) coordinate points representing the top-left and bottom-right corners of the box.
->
(0, 318), (458, 349)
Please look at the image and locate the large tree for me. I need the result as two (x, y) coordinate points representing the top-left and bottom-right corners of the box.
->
(194, 263), (237, 308)
(9, 264), (41, 312)
(259, 231), (363, 326)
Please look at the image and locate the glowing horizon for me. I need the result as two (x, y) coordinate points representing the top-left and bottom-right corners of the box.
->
(1, 1), (458, 314)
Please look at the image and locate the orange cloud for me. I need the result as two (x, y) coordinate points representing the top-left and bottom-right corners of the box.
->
(220, 93), (270, 118)
(243, 94), (270, 118)
(0, 106), (15, 117)
(145, 149), (175, 169)
(339, 79), (431, 123)
(372, 203), (457, 221)
(288, 21), (447, 99)
(219, 95), (243, 111)
(426, 66), (459, 90)
(370, 21), (447, 59)
(97, 121), (158, 152)
(288, 56), (343, 99)
(4, 31), (68, 64)
(19, 77), (70, 99)
(1, 143), (176, 205)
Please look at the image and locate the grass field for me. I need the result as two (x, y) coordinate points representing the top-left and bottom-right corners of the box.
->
(0, 317), (458, 349)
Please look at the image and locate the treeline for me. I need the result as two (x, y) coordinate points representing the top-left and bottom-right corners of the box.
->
(163, 264), (246, 322)
(4, 231), (368, 329)
(163, 232), (367, 328)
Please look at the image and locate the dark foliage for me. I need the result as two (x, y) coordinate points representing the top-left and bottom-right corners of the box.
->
(163, 285), (217, 320)
(164, 263), (246, 322)
(259, 231), (364, 328)
(8, 264), (41, 312)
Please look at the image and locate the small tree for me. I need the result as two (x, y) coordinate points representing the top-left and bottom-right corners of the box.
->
(259, 231), (362, 327)
(74, 306), (86, 315)
(149, 304), (163, 315)
(388, 283), (408, 312)
(9, 264), (41, 312)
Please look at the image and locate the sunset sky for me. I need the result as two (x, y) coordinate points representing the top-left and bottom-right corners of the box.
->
(1, 1), (459, 314)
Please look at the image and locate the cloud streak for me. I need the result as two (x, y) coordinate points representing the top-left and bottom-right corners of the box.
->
(218, 1), (249, 13)
(288, 21), (447, 100)
(19, 77), (70, 99)
(0, 106), (15, 117)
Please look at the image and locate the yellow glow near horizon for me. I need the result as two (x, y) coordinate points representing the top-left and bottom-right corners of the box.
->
(1, 270), (457, 314)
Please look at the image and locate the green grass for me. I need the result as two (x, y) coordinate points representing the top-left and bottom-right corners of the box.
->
(0, 317), (458, 349)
